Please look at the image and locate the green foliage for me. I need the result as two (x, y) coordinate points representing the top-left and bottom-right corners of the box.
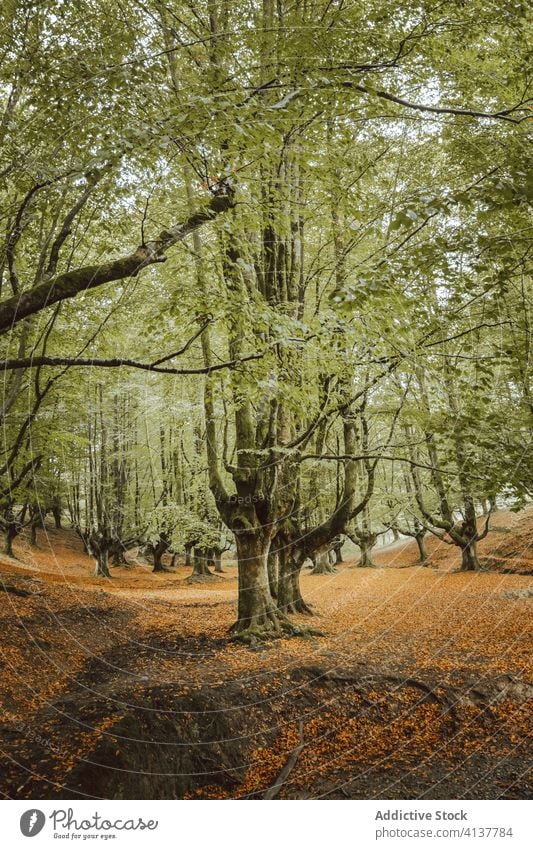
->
(0, 0), (530, 561)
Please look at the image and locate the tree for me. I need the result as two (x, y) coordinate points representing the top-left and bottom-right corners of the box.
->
(0, 0), (530, 633)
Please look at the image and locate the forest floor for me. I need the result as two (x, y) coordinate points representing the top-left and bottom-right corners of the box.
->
(0, 508), (531, 800)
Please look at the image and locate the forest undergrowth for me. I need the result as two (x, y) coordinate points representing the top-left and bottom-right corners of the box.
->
(0, 508), (531, 800)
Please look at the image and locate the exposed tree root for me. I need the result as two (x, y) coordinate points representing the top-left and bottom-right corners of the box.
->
(310, 563), (337, 575)
(186, 573), (220, 585)
(383, 675), (444, 703)
(1, 583), (31, 597)
(299, 666), (465, 726)
(263, 720), (305, 799)
(230, 610), (323, 645)
(501, 567), (533, 576)
(278, 597), (314, 616)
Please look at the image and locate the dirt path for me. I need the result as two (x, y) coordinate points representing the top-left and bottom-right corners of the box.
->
(0, 509), (531, 799)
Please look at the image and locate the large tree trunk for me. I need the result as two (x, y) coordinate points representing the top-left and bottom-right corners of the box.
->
(357, 535), (376, 568)
(311, 546), (336, 574)
(460, 539), (481, 571)
(190, 547), (213, 577)
(416, 532), (429, 563)
(333, 538), (344, 564)
(416, 532), (428, 563)
(94, 549), (111, 578)
(267, 545), (279, 598)
(4, 526), (17, 557)
(110, 540), (127, 566)
(30, 520), (39, 547)
(152, 550), (165, 572)
(184, 545), (193, 567)
(51, 497), (62, 529)
(153, 535), (170, 573)
(277, 546), (311, 615)
(213, 551), (223, 573)
(231, 532), (287, 639)
(30, 506), (44, 547)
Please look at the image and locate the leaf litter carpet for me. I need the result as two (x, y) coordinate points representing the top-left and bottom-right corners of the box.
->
(0, 509), (531, 799)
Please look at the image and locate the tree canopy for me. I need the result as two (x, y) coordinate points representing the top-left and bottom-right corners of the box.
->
(0, 0), (531, 639)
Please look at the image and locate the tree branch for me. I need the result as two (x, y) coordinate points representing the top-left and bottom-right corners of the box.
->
(300, 453), (491, 481)
(345, 83), (531, 124)
(0, 347), (268, 376)
(0, 187), (235, 333)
